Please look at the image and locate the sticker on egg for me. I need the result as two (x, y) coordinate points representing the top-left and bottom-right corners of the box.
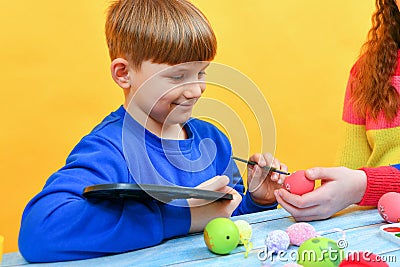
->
(283, 170), (315, 195)
(378, 192), (400, 223)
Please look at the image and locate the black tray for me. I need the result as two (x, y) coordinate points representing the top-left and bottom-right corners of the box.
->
(83, 183), (233, 202)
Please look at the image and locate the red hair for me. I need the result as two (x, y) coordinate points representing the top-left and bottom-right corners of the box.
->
(105, 0), (217, 70)
(351, 0), (400, 121)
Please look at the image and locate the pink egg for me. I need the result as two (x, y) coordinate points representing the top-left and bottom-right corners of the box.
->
(286, 222), (317, 246)
(283, 170), (315, 196)
(378, 192), (400, 223)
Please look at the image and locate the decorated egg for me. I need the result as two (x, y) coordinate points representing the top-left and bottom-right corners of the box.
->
(283, 170), (315, 195)
(265, 230), (290, 253)
(234, 219), (252, 245)
(297, 237), (344, 267)
(286, 222), (317, 246)
(339, 251), (389, 267)
(378, 192), (400, 223)
(203, 218), (240, 255)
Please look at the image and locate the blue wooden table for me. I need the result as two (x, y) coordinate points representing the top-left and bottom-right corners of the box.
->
(3, 206), (400, 266)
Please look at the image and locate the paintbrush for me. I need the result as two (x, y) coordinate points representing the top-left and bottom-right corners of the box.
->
(232, 156), (291, 175)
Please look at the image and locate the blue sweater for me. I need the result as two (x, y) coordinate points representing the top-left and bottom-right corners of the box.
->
(19, 106), (277, 262)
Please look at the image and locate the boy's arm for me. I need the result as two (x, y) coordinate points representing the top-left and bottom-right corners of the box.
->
(18, 135), (191, 263)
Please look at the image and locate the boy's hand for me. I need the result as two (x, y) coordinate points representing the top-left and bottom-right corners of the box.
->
(247, 153), (287, 205)
(188, 175), (242, 233)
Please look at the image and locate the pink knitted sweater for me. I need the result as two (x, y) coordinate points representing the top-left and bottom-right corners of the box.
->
(339, 55), (400, 206)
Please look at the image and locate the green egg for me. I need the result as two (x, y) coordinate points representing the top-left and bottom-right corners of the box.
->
(203, 218), (240, 255)
(297, 237), (345, 267)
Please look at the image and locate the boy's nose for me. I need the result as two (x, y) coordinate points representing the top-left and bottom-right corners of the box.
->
(183, 82), (205, 99)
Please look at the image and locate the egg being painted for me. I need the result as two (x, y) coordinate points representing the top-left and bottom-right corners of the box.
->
(378, 192), (400, 223)
(203, 217), (240, 255)
(283, 170), (315, 196)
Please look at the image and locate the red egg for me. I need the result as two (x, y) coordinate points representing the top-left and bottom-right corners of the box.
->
(283, 170), (315, 196)
(378, 192), (400, 223)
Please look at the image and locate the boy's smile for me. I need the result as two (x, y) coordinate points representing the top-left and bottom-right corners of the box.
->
(171, 99), (197, 110)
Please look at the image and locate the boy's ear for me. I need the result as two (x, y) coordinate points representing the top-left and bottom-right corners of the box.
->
(110, 58), (132, 89)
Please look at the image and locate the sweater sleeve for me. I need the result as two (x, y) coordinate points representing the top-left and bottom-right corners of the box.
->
(357, 166), (400, 206)
(18, 135), (191, 263)
(336, 69), (371, 169)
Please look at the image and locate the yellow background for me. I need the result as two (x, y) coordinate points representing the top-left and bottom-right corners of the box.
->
(0, 0), (374, 253)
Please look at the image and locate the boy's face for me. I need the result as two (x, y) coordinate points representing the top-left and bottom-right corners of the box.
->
(126, 61), (209, 127)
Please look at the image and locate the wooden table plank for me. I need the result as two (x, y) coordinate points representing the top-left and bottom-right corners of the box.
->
(3, 206), (399, 267)
(168, 215), (400, 266)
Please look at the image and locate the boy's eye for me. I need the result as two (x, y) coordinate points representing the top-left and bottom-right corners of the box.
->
(170, 74), (184, 81)
(198, 71), (206, 79)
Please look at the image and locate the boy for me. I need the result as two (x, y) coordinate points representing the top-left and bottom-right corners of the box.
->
(18, 0), (285, 262)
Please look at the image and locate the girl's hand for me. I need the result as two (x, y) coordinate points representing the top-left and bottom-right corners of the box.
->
(275, 167), (367, 221)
